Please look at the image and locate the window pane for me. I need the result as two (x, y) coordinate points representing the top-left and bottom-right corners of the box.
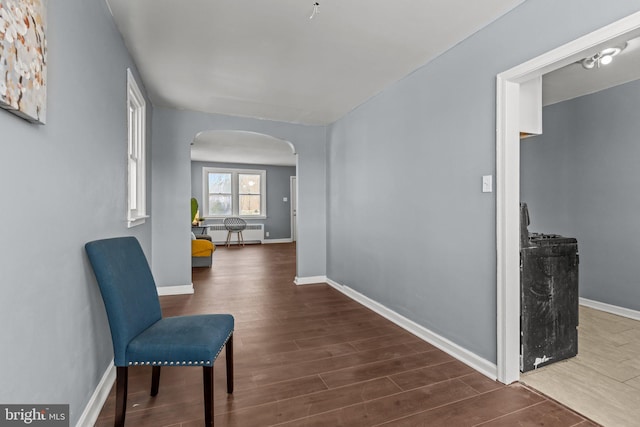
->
(209, 173), (231, 194)
(127, 69), (146, 226)
(208, 195), (232, 216)
(239, 174), (260, 195)
(129, 159), (137, 209)
(239, 195), (261, 216)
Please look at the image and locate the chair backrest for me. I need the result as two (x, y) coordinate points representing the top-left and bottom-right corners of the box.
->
(85, 237), (162, 366)
(224, 217), (247, 231)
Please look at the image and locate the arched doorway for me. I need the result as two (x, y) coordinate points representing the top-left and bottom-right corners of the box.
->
(189, 130), (298, 273)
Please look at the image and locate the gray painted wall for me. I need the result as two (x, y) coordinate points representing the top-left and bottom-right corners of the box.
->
(521, 78), (640, 311)
(191, 161), (296, 240)
(3, 2), (639, 422)
(152, 108), (326, 287)
(0, 1), (152, 424)
(326, 0), (640, 363)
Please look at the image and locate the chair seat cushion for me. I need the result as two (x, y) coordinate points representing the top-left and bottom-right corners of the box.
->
(125, 314), (234, 366)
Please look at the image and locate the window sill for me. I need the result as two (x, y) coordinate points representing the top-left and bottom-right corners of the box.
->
(127, 215), (149, 228)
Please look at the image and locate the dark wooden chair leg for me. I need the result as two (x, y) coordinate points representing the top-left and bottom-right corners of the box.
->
(115, 367), (128, 427)
(150, 366), (161, 396)
(226, 335), (234, 394)
(203, 366), (214, 426)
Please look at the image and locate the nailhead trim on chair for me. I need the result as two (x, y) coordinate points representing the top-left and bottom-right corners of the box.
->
(126, 330), (234, 366)
(214, 330), (234, 359)
(128, 360), (212, 366)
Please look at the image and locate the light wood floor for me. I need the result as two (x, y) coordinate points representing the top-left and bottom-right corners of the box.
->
(96, 243), (596, 426)
(522, 305), (640, 426)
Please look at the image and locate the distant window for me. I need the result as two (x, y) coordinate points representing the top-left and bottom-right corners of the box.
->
(239, 173), (262, 216)
(203, 168), (266, 218)
(207, 171), (232, 216)
(127, 69), (147, 227)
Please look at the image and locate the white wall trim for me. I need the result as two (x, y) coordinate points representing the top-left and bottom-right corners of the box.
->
(326, 278), (497, 380)
(294, 275), (328, 286)
(262, 238), (293, 244)
(496, 11), (640, 385)
(156, 284), (194, 296)
(290, 175), (297, 243)
(580, 298), (640, 321)
(76, 362), (116, 427)
(496, 77), (522, 385)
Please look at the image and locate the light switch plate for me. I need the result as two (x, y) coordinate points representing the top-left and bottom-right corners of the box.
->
(283, 197), (288, 202)
(482, 175), (492, 193)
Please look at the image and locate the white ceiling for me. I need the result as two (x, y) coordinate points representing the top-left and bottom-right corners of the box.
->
(106, 0), (640, 165)
(106, 0), (525, 164)
(106, 0), (524, 126)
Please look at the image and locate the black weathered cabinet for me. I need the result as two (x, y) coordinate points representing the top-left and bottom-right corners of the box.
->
(520, 238), (579, 372)
(520, 203), (579, 372)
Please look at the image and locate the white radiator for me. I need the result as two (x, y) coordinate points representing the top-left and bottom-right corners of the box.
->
(207, 223), (264, 244)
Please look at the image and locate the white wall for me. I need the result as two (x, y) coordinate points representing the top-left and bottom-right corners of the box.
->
(0, 1), (152, 424)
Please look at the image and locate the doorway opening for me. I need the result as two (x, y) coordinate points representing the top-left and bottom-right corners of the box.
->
(496, 11), (640, 385)
(190, 130), (298, 274)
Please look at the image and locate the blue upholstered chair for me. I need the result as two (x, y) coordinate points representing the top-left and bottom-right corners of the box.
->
(85, 237), (234, 427)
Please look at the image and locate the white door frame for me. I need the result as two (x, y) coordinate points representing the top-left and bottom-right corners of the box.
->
(290, 175), (298, 242)
(496, 11), (640, 384)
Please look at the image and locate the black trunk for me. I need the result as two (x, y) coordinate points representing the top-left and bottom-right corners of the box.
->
(520, 203), (579, 372)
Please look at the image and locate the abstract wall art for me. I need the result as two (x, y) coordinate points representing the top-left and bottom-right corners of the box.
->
(0, 0), (46, 124)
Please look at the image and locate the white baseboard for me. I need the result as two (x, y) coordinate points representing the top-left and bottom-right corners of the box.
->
(326, 278), (498, 380)
(156, 284), (194, 296)
(294, 275), (328, 286)
(76, 362), (116, 427)
(580, 297), (640, 321)
(262, 238), (293, 244)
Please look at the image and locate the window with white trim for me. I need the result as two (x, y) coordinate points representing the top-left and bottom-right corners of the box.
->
(127, 69), (147, 227)
(203, 167), (266, 218)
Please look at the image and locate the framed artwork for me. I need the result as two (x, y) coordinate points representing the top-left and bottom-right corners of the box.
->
(0, 0), (47, 124)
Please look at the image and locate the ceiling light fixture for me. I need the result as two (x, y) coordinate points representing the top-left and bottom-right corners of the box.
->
(581, 43), (627, 69)
(309, 2), (320, 19)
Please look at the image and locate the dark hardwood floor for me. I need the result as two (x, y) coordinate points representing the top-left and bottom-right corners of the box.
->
(96, 243), (596, 426)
